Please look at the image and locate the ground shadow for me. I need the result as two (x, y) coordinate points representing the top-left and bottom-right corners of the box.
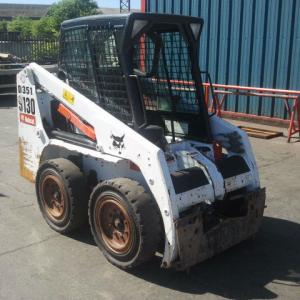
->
(0, 95), (17, 108)
(66, 216), (300, 299)
(288, 137), (300, 143)
(65, 225), (96, 246)
(129, 216), (300, 299)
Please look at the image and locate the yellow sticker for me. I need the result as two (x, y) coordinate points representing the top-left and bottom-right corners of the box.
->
(63, 89), (74, 104)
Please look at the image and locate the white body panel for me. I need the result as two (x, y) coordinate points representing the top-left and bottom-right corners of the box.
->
(17, 74), (49, 182)
(210, 115), (260, 190)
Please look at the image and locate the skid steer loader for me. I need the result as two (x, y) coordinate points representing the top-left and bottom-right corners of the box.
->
(17, 13), (265, 270)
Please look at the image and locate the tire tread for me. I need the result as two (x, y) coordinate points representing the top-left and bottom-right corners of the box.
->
(36, 158), (88, 233)
(89, 178), (162, 269)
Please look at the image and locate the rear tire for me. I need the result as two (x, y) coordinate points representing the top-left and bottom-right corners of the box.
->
(36, 158), (88, 233)
(89, 178), (162, 269)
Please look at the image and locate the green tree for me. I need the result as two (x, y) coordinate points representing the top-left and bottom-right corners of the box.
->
(48, 0), (98, 30)
(7, 17), (35, 37)
(32, 16), (58, 39)
(0, 20), (8, 32)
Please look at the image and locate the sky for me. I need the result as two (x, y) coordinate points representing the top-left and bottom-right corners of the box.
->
(0, 0), (141, 9)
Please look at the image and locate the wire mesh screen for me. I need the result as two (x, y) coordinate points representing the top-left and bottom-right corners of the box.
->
(60, 26), (132, 124)
(89, 26), (132, 123)
(133, 30), (200, 115)
(60, 27), (98, 102)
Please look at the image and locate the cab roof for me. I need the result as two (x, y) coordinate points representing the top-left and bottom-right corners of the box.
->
(61, 12), (203, 30)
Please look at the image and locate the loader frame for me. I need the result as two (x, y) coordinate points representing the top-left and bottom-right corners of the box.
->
(17, 13), (265, 269)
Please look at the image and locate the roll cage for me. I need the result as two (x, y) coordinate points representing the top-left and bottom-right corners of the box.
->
(59, 13), (211, 142)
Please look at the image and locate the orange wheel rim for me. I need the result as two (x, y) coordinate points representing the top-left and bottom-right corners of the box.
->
(94, 196), (133, 254)
(41, 174), (67, 221)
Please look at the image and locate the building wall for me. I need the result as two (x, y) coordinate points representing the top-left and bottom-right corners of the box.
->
(144, 0), (300, 119)
(0, 4), (50, 21)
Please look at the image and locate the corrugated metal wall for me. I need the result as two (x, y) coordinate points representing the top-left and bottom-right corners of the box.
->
(144, 0), (300, 119)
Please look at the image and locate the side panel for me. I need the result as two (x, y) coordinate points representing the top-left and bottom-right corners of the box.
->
(17, 70), (49, 182)
(40, 142), (148, 189)
(209, 115), (260, 190)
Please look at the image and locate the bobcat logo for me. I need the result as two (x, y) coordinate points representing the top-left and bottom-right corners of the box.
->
(111, 134), (125, 154)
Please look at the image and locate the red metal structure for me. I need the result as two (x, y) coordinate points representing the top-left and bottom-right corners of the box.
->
(203, 83), (300, 142)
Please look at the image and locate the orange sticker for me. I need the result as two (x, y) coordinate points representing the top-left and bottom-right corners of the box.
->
(20, 113), (36, 126)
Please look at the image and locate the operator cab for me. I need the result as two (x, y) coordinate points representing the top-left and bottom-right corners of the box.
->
(58, 13), (211, 147)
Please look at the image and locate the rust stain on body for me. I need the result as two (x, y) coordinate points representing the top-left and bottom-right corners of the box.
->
(19, 138), (35, 182)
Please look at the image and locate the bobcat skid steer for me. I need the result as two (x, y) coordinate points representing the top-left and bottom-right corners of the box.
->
(17, 13), (265, 270)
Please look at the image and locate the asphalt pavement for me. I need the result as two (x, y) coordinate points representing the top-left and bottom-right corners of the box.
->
(0, 97), (299, 300)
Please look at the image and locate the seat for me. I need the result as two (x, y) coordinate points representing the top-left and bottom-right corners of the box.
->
(138, 125), (167, 150)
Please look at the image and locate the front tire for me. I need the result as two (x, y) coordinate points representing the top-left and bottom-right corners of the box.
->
(89, 178), (162, 269)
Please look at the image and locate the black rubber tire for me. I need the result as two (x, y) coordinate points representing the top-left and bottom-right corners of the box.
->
(89, 178), (162, 269)
(36, 158), (88, 233)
